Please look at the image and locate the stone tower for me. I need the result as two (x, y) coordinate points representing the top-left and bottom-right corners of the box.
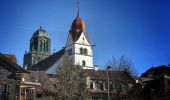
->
(23, 27), (51, 68)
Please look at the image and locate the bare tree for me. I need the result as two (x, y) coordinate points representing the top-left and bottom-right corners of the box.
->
(53, 54), (89, 100)
(28, 54), (89, 100)
(109, 56), (136, 75)
(107, 56), (136, 100)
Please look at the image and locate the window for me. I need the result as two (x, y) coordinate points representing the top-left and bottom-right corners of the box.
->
(112, 82), (118, 93)
(80, 48), (83, 54)
(93, 81), (98, 90)
(90, 82), (93, 89)
(112, 82), (128, 94)
(100, 82), (104, 90)
(84, 48), (88, 55)
(32, 57), (36, 64)
(103, 82), (108, 90)
(40, 40), (43, 51)
(82, 60), (86, 66)
(44, 41), (48, 52)
(122, 83), (128, 94)
(0, 84), (6, 99)
(43, 41), (46, 51)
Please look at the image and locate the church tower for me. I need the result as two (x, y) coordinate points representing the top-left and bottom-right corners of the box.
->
(23, 27), (51, 68)
(65, 8), (96, 70)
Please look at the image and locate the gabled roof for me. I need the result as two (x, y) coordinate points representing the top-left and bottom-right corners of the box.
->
(84, 69), (135, 83)
(0, 53), (27, 73)
(31, 49), (65, 71)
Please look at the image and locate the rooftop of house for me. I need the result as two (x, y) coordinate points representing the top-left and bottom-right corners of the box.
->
(0, 53), (28, 73)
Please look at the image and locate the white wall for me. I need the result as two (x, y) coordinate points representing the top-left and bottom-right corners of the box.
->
(46, 55), (64, 74)
(65, 31), (96, 69)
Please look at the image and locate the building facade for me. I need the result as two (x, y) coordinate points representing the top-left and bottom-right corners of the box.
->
(0, 53), (40, 100)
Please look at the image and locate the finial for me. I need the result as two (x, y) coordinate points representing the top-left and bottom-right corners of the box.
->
(40, 26), (42, 29)
(76, 0), (80, 17)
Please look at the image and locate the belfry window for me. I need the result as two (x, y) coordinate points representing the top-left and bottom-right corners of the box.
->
(82, 60), (86, 66)
(80, 48), (83, 54)
(84, 48), (88, 55)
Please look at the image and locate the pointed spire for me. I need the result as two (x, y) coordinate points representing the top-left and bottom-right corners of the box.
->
(76, 0), (80, 17)
(77, 6), (79, 17)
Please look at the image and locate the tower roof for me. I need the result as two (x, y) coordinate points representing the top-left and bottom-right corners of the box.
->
(69, 7), (88, 42)
(70, 16), (86, 42)
(71, 15), (86, 32)
(32, 27), (49, 38)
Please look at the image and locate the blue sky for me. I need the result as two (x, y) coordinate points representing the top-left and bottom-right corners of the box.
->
(0, 0), (170, 76)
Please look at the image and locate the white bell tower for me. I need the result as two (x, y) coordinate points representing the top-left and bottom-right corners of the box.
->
(65, 7), (96, 70)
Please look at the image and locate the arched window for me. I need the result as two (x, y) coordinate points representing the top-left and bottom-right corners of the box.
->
(40, 40), (43, 51)
(46, 41), (48, 51)
(44, 41), (48, 52)
(84, 48), (88, 55)
(80, 48), (83, 54)
(82, 60), (86, 66)
(43, 41), (46, 51)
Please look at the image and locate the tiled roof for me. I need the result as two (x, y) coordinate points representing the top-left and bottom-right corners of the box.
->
(69, 15), (91, 43)
(0, 53), (27, 73)
(3, 54), (17, 63)
(71, 16), (86, 32)
(84, 69), (135, 82)
(31, 49), (65, 71)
